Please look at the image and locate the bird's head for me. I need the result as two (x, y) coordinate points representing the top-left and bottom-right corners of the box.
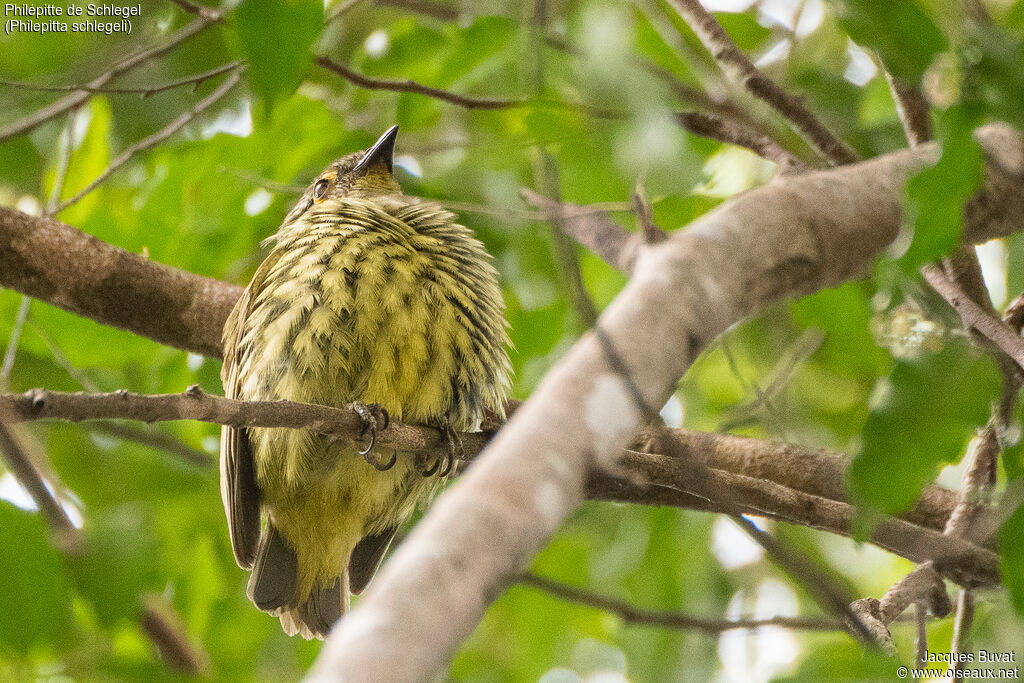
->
(282, 125), (402, 225)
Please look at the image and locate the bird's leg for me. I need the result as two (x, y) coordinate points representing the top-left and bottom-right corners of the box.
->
(416, 423), (463, 477)
(350, 402), (396, 471)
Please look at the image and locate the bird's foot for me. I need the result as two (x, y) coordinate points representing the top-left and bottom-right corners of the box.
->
(351, 403), (396, 471)
(417, 424), (462, 478)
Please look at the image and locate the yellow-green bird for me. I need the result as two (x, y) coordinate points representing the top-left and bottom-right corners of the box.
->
(219, 126), (512, 639)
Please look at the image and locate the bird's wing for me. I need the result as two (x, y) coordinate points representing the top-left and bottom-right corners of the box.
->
(220, 253), (284, 569)
(348, 525), (399, 594)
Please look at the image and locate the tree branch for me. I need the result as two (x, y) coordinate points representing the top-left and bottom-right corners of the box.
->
(0, 61), (243, 98)
(1, 387), (998, 581)
(0, 404), (81, 550)
(54, 71), (242, 212)
(0, 207), (240, 358)
(666, 0), (858, 166)
(519, 573), (842, 632)
(0, 16), (217, 143)
(885, 73), (933, 147)
(921, 264), (1024, 373)
(139, 593), (211, 677)
(165, 0), (223, 21)
(677, 111), (806, 172)
(521, 189), (643, 272)
(315, 56), (528, 110)
(5, 125), (1024, 678)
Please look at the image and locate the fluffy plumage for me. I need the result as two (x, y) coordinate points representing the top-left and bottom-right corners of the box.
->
(220, 127), (512, 638)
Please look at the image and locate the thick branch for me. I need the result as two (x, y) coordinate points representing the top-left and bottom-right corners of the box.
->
(309, 125), (1024, 680)
(0, 207), (239, 358)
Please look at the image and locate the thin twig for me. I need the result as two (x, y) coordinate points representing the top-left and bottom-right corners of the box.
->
(885, 72), (933, 147)
(0, 404), (80, 548)
(139, 593), (211, 676)
(730, 515), (873, 642)
(0, 17), (217, 143)
(922, 264), (1024, 372)
(630, 184), (667, 244)
(850, 564), (950, 653)
(0, 61), (243, 99)
(315, 56), (528, 110)
(545, 31), (802, 160)
(677, 111), (806, 172)
(165, 0), (223, 21)
(54, 71), (242, 212)
(520, 573), (842, 632)
(666, 0), (858, 165)
(0, 297), (31, 393)
(950, 590), (974, 683)
(26, 321), (100, 392)
(534, 153), (598, 327)
(2, 386), (491, 456)
(915, 603), (929, 668)
(88, 421), (212, 467)
(47, 107), (79, 214)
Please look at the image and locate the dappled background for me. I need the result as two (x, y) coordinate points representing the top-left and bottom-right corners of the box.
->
(2, 0), (1024, 680)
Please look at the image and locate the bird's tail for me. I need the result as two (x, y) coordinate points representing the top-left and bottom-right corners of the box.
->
(246, 523), (349, 640)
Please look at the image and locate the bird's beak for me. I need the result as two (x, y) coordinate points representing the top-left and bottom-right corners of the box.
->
(354, 125), (399, 176)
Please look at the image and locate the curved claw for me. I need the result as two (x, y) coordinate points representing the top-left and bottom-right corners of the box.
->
(420, 456), (441, 477)
(364, 448), (397, 472)
(437, 453), (454, 478)
(358, 428), (377, 456)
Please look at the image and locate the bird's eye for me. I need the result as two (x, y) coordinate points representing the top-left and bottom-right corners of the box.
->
(313, 179), (330, 201)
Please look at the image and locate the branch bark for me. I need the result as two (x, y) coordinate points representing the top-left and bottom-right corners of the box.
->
(0, 207), (239, 358)
(2, 387), (982, 552)
(666, 0), (858, 165)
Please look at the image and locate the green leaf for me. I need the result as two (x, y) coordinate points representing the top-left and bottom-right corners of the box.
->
(60, 96), (112, 227)
(0, 501), (73, 652)
(233, 0), (322, 114)
(962, 23), (1024, 132)
(832, 0), (946, 81)
(899, 103), (983, 272)
(69, 506), (164, 626)
(715, 11), (772, 53)
(1003, 499), (1024, 615)
(850, 341), (1000, 518)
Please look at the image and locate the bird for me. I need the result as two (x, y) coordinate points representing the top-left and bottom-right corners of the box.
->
(219, 126), (512, 639)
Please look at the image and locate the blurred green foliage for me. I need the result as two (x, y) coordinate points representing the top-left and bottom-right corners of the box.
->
(1, 0), (1024, 681)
